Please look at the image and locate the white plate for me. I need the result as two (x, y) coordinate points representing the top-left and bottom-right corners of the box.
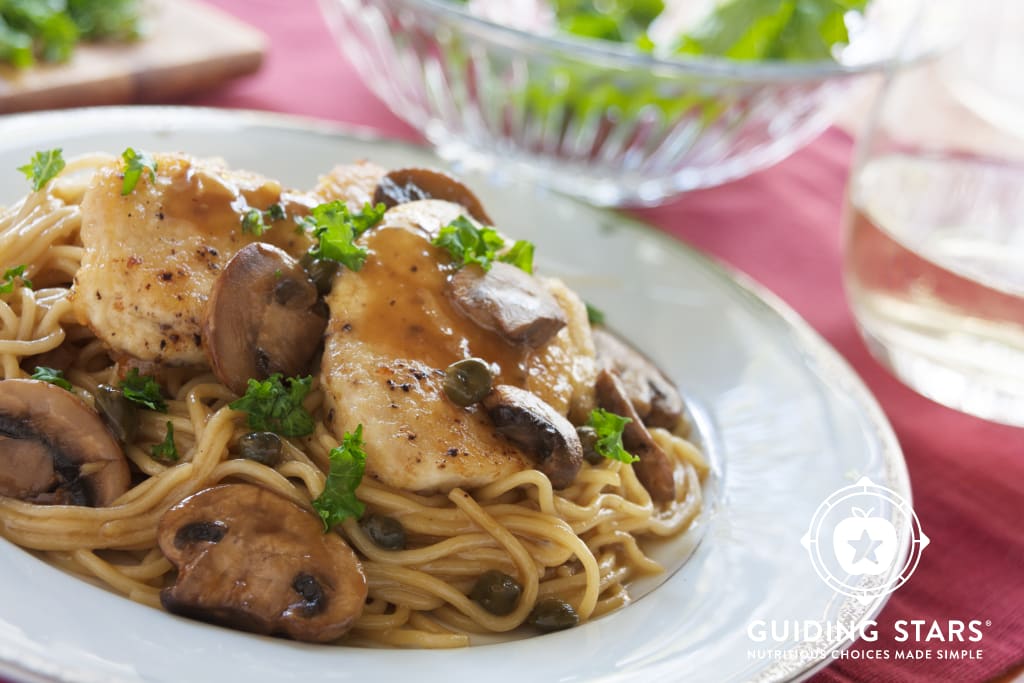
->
(0, 107), (908, 683)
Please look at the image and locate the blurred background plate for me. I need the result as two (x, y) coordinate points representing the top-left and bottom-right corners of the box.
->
(0, 106), (906, 683)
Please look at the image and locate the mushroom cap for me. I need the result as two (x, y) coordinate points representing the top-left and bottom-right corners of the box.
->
(158, 483), (367, 643)
(482, 384), (582, 489)
(448, 263), (567, 349)
(373, 167), (492, 225)
(0, 379), (129, 506)
(592, 328), (684, 431)
(203, 242), (327, 395)
(595, 370), (676, 504)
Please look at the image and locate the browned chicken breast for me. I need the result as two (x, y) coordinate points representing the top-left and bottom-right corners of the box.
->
(320, 199), (597, 492)
(71, 153), (315, 366)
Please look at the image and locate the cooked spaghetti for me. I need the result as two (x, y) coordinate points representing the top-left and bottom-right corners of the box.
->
(0, 151), (708, 647)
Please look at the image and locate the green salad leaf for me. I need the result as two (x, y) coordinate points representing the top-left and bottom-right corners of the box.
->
(0, 0), (140, 68)
(677, 0), (867, 61)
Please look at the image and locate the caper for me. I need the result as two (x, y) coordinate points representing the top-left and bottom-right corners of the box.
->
(238, 431), (282, 467)
(527, 598), (579, 632)
(577, 425), (602, 465)
(443, 358), (493, 407)
(300, 253), (339, 296)
(359, 514), (407, 550)
(94, 383), (139, 443)
(469, 570), (521, 616)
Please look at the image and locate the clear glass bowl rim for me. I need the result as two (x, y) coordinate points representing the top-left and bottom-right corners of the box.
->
(398, 0), (913, 82)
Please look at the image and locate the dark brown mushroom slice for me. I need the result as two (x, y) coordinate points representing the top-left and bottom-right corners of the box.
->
(203, 243), (327, 395)
(448, 263), (567, 348)
(482, 385), (582, 488)
(592, 328), (685, 431)
(158, 483), (367, 643)
(0, 379), (129, 506)
(373, 167), (493, 224)
(595, 370), (676, 504)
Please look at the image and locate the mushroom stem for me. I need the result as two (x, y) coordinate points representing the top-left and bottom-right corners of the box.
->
(595, 370), (676, 504)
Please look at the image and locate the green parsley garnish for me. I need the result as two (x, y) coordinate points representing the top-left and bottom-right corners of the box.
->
(0, 265), (32, 294)
(587, 408), (638, 464)
(0, 0), (141, 69)
(499, 239), (535, 274)
(151, 421), (178, 463)
(241, 203), (286, 236)
(18, 149), (65, 191)
(228, 373), (315, 437)
(0, 265), (31, 293)
(119, 368), (167, 412)
(312, 425), (367, 531)
(676, 0), (868, 62)
(120, 147), (156, 195)
(432, 215), (504, 271)
(433, 216), (537, 274)
(585, 302), (605, 326)
(302, 201), (386, 272)
(31, 366), (72, 391)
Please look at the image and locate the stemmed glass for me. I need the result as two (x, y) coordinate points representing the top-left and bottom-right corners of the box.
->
(842, 1), (1024, 426)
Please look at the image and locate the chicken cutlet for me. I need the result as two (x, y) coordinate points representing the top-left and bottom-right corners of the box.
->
(320, 200), (597, 492)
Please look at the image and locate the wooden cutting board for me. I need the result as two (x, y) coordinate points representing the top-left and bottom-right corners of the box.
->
(0, 0), (265, 114)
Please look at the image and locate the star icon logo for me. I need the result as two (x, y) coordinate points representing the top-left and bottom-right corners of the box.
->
(847, 529), (883, 564)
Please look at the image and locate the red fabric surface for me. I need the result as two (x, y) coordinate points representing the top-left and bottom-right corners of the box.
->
(19, 0), (1022, 681)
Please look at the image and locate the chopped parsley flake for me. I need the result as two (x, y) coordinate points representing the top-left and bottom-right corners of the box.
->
(31, 366), (72, 391)
(585, 303), (605, 326)
(433, 215), (535, 273)
(499, 239), (535, 274)
(151, 421), (178, 462)
(302, 201), (386, 272)
(119, 368), (167, 412)
(120, 147), (157, 195)
(18, 149), (65, 191)
(312, 425), (367, 531)
(0, 265), (32, 294)
(587, 408), (637, 464)
(241, 203), (286, 236)
(228, 373), (315, 437)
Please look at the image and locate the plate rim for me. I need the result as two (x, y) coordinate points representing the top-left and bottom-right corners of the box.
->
(0, 105), (909, 683)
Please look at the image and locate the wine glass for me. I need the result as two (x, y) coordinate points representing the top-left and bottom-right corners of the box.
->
(842, 0), (1024, 426)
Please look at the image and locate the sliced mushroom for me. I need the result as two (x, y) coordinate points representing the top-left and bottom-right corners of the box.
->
(448, 263), (567, 348)
(0, 379), (129, 506)
(592, 328), (685, 430)
(158, 483), (367, 643)
(203, 243), (327, 395)
(482, 385), (582, 488)
(595, 370), (676, 504)
(373, 167), (492, 224)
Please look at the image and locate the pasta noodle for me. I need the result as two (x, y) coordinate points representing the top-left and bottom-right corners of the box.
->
(0, 155), (708, 647)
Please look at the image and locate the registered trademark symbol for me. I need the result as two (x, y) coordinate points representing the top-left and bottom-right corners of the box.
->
(986, 620), (992, 627)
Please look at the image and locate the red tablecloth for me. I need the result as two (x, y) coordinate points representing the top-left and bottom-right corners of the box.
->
(132, 0), (1024, 680)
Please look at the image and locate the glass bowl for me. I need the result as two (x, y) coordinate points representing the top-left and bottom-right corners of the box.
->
(320, 0), (949, 206)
